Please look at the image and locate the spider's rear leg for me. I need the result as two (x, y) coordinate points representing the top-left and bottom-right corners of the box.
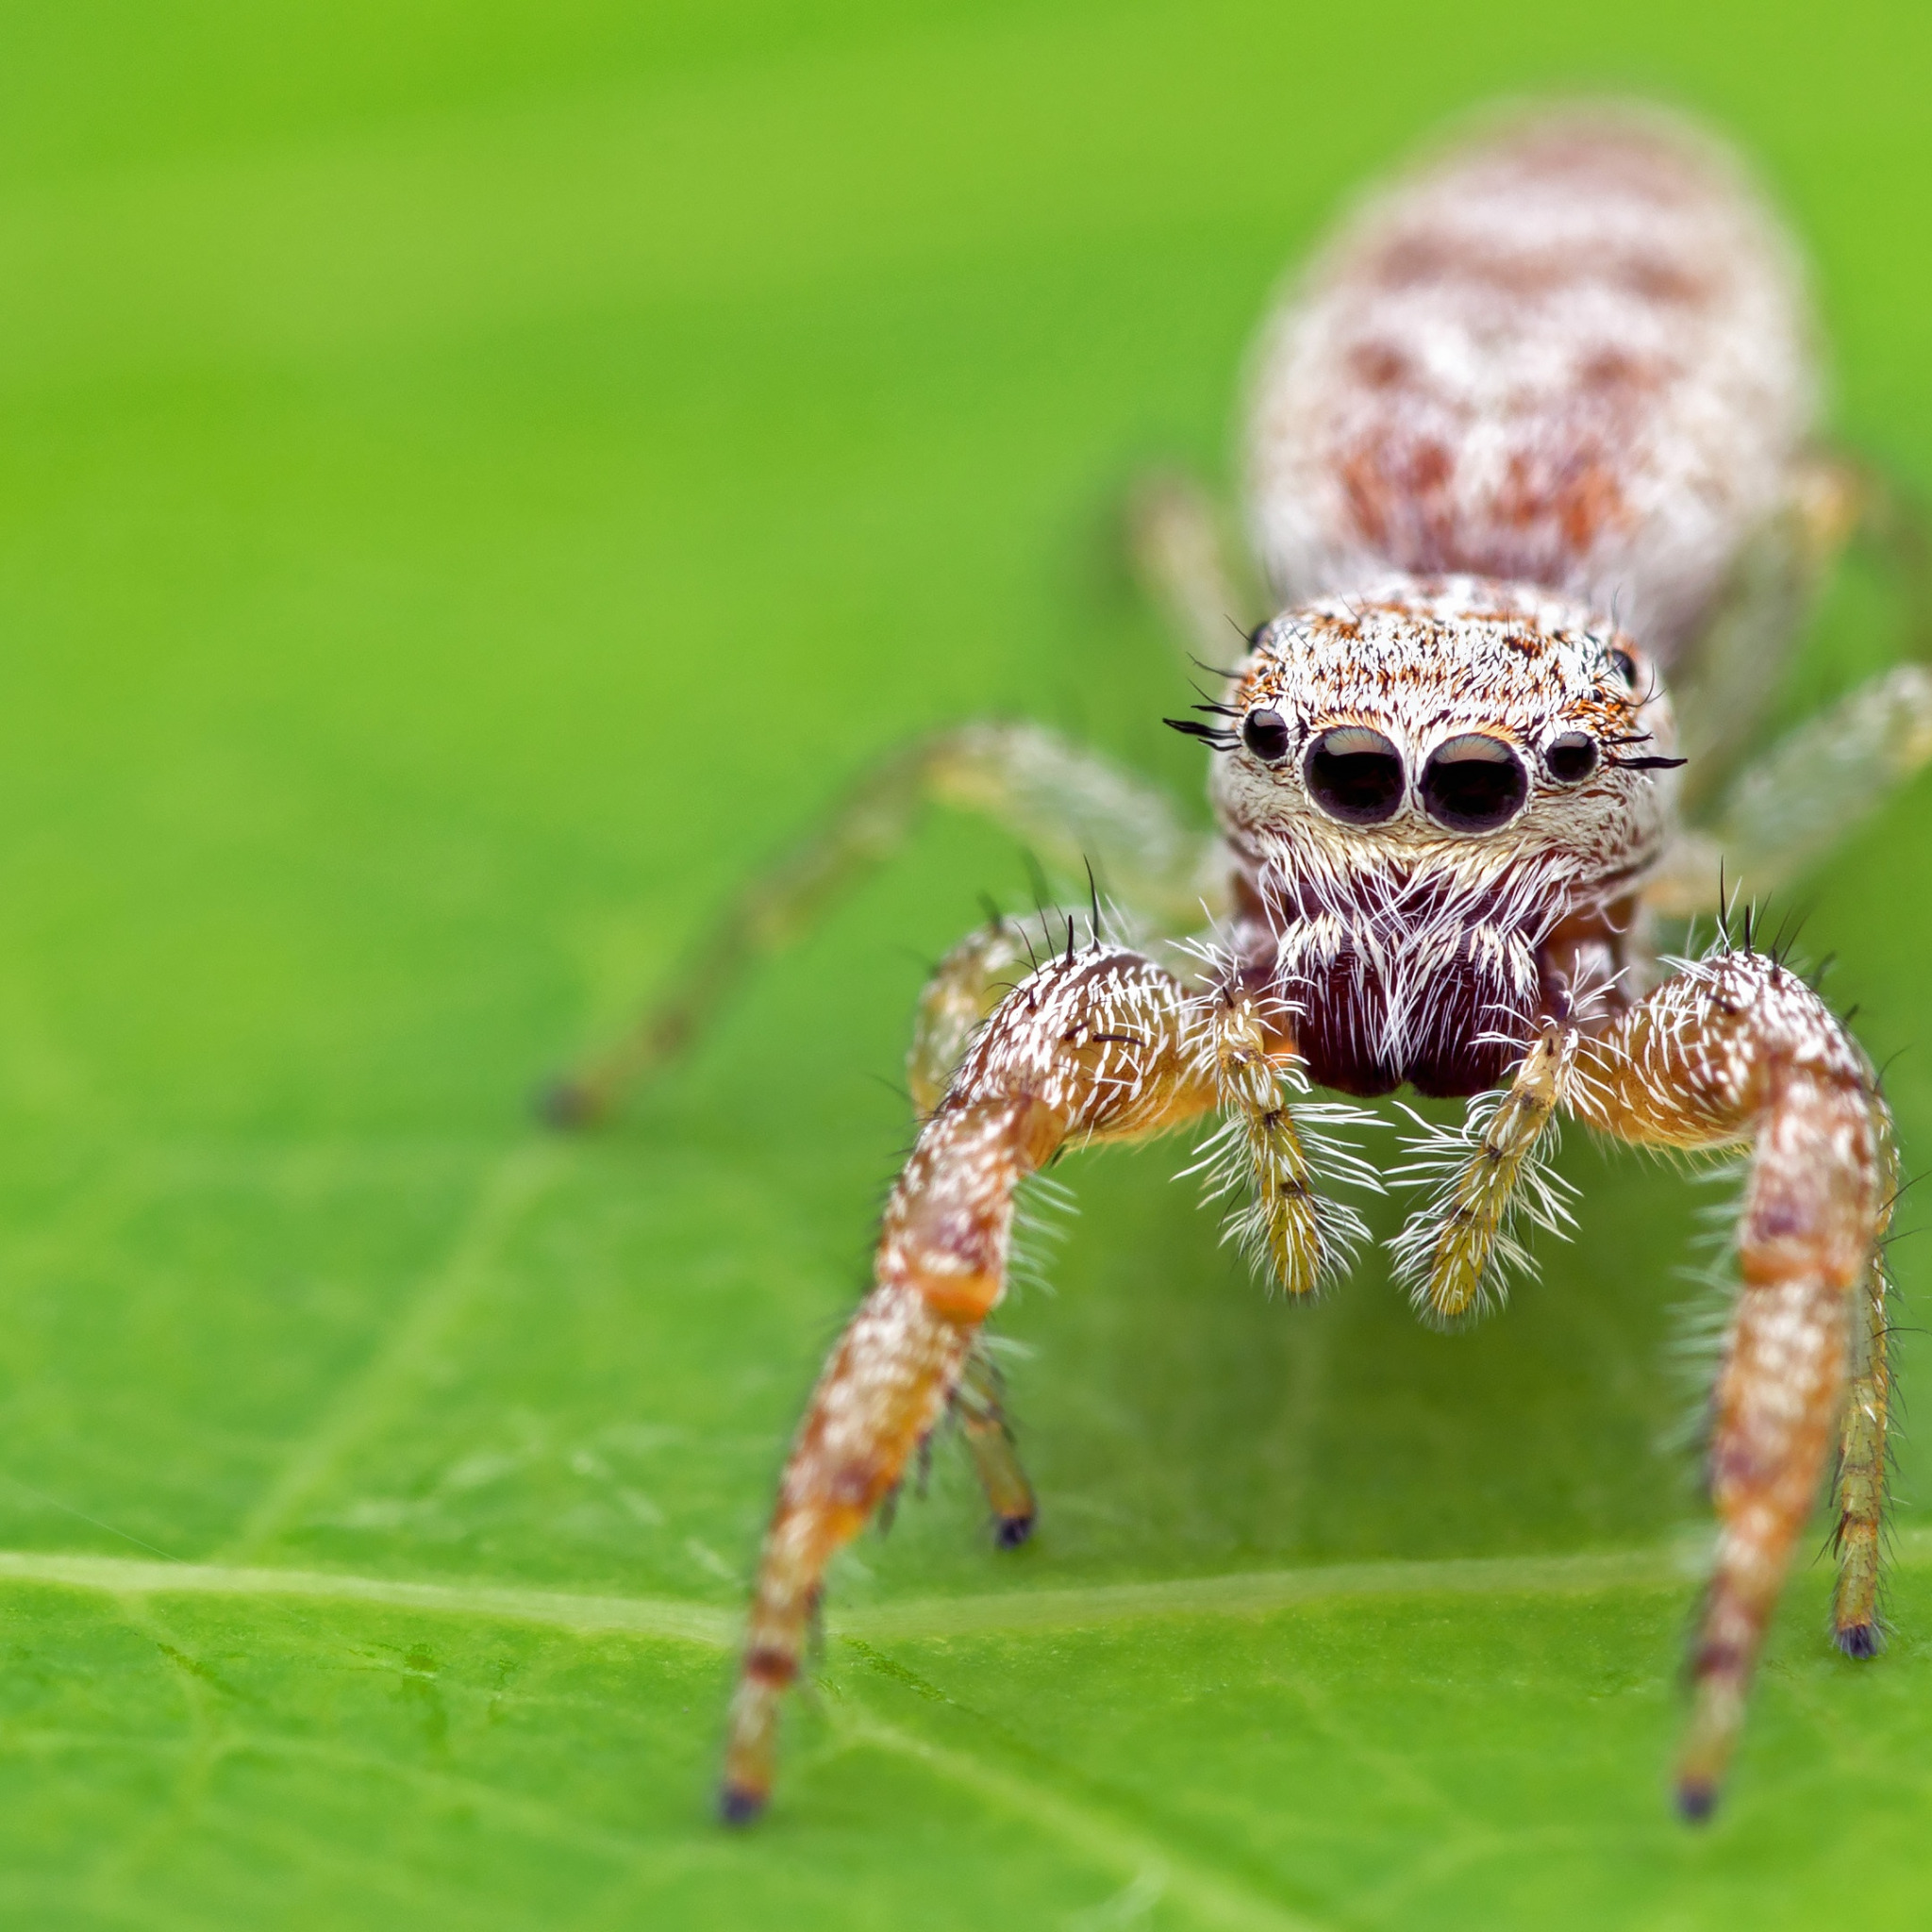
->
(721, 943), (1218, 1823)
(1644, 664), (1932, 913)
(541, 722), (1222, 1125)
(1669, 453), (1861, 806)
(1124, 470), (1264, 667)
(1649, 452), (1932, 914)
(1564, 948), (1894, 1820)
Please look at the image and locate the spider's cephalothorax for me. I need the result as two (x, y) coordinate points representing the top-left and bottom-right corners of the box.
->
(548, 106), (1929, 1831)
(1208, 578), (1678, 1097)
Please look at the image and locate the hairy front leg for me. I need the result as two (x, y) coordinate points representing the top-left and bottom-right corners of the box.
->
(544, 721), (1223, 1124)
(720, 942), (1218, 1823)
(1564, 946), (1894, 1819)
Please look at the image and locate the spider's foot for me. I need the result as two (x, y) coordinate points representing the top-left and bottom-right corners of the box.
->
(535, 1076), (605, 1130)
(962, 1405), (1037, 1543)
(993, 1509), (1036, 1550)
(1674, 1777), (1719, 1825)
(718, 1780), (768, 1828)
(1833, 1621), (1882, 1660)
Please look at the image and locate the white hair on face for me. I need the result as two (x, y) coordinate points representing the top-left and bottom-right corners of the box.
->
(1207, 575), (1675, 1084)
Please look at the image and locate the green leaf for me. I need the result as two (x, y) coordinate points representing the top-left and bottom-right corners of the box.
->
(2, 3), (1931, 1926)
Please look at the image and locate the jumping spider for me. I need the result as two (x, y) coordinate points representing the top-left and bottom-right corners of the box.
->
(548, 106), (1932, 1824)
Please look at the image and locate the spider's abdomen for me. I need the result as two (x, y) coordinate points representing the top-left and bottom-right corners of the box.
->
(1246, 108), (1814, 661)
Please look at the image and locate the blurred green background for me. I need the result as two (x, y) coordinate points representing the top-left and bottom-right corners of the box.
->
(1, 1), (1930, 1925)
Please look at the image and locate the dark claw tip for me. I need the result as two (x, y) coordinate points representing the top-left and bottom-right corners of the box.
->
(1835, 1622), (1882, 1660)
(1674, 1778), (1718, 1825)
(718, 1783), (767, 1827)
(994, 1511), (1036, 1550)
(535, 1079), (601, 1130)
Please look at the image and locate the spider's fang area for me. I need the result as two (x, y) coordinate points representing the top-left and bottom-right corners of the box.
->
(1833, 1621), (1882, 1660)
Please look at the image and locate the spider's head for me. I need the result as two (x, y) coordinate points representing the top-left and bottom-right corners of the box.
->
(1191, 576), (1680, 902)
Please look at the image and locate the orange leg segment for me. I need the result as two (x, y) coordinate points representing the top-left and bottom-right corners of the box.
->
(720, 943), (1216, 1822)
(1567, 945), (1893, 1821)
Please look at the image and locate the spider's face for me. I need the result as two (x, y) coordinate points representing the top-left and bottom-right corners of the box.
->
(1206, 576), (1679, 898)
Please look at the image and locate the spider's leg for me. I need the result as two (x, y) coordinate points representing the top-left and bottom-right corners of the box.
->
(1841, 450), (1932, 662)
(1124, 469), (1265, 667)
(1831, 1254), (1892, 1657)
(1648, 450), (1932, 914)
(720, 942), (1217, 1823)
(1563, 946), (1894, 1821)
(1388, 1023), (1573, 1323)
(907, 907), (1092, 1118)
(541, 721), (1224, 1124)
(1670, 453), (1858, 809)
(1643, 662), (1932, 913)
(955, 1343), (1036, 1547)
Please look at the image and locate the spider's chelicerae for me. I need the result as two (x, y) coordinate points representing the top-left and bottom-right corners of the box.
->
(550, 106), (1932, 1824)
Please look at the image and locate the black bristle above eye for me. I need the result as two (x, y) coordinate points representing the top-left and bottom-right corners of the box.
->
(1164, 716), (1239, 750)
(1191, 654), (1246, 681)
(1607, 754), (1688, 771)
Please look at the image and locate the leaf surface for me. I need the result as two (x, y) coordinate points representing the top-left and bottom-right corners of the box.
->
(2, 3), (1931, 1925)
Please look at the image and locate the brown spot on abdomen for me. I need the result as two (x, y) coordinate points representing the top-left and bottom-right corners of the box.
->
(1247, 106), (1815, 656)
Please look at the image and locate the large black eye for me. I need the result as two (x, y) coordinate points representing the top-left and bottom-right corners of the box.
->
(1421, 734), (1528, 831)
(1304, 725), (1405, 824)
(1544, 731), (1598, 783)
(1242, 708), (1291, 762)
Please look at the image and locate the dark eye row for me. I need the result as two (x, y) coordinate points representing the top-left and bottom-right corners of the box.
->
(1241, 711), (1603, 831)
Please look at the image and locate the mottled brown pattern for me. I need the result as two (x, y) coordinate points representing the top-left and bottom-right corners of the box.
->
(1248, 108), (1813, 658)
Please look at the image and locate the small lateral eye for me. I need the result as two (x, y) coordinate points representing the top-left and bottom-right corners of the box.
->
(1607, 645), (1639, 686)
(1544, 731), (1598, 783)
(1242, 708), (1292, 762)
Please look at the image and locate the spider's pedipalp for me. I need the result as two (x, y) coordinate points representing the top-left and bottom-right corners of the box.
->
(1190, 993), (1374, 1297)
(1389, 1024), (1580, 1322)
